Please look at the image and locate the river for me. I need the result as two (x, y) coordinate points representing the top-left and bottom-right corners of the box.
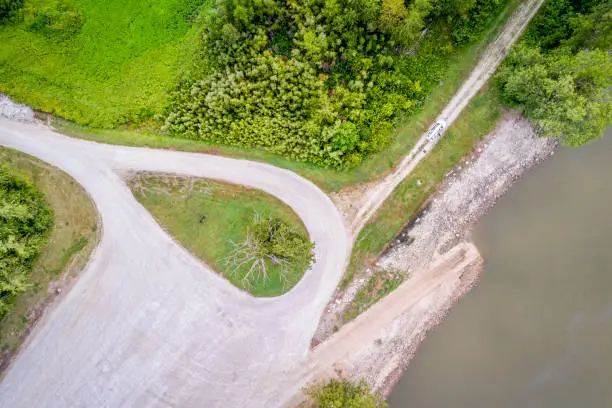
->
(388, 129), (612, 408)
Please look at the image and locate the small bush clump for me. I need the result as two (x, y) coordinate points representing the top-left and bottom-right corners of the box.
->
(224, 213), (314, 289)
(0, 0), (22, 21)
(26, 5), (84, 39)
(305, 378), (387, 408)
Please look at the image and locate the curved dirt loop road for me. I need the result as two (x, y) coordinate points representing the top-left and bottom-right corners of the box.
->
(0, 118), (350, 408)
(350, 0), (545, 235)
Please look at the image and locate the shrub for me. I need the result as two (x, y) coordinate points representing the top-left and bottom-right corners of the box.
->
(26, 6), (84, 39)
(305, 378), (388, 408)
(0, 0), (22, 21)
(0, 166), (53, 317)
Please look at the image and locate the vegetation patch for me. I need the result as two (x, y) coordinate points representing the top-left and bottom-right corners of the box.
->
(496, 0), (612, 146)
(304, 378), (387, 408)
(0, 161), (53, 317)
(128, 173), (313, 296)
(0, 0), (206, 127)
(0, 0), (23, 21)
(51, 0), (520, 191)
(0, 147), (98, 365)
(343, 269), (406, 322)
(165, 0), (516, 168)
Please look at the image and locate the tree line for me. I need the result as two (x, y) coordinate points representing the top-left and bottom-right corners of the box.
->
(496, 0), (612, 146)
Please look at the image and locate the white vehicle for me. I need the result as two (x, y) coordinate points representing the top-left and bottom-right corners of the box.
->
(425, 119), (447, 142)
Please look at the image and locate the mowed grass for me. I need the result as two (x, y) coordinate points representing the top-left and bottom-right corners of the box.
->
(342, 86), (505, 288)
(127, 173), (311, 297)
(0, 0), (204, 127)
(54, 0), (521, 191)
(0, 147), (98, 367)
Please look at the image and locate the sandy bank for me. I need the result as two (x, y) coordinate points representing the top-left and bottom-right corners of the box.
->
(307, 112), (557, 398)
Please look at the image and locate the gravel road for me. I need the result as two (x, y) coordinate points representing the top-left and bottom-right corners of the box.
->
(0, 118), (350, 408)
(350, 0), (545, 235)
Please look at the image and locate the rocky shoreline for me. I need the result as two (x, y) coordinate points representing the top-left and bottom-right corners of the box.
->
(310, 112), (558, 398)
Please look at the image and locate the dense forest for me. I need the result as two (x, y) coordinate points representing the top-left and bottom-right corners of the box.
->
(0, 167), (53, 317)
(165, 0), (511, 168)
(496, 0), (612, 145)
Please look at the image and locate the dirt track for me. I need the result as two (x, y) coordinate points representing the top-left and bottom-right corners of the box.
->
(348, 0), (546, 235)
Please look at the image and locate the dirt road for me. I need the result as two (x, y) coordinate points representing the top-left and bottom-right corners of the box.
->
(350, 0), (545, 235)
(0, 118), (350, 408)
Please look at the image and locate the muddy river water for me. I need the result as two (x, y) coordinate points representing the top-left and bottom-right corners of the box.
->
(388, 129), (612, 408)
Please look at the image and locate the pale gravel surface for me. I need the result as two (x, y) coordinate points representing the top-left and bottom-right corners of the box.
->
(0, 94), (34, 122)
(349, 0), (545, 235)
(315, 113), (557, 344)
(0, 117), (350, 408)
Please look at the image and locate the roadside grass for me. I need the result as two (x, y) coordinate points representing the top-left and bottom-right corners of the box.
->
(0, 0), (205, 127)
(343, 269), (406, 322)
(53, 0), (521, 192)
(127, 173), (311, 297)
(341, 86), (504, 290)
(0, 147), (98, 363)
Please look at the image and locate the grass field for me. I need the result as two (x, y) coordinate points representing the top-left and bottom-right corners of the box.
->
(0, 0), (204, 127)
(342, 86), (505, 289)
(53, 0), (521, 191)
(127, 173), (311, 297)
(0, 147), (98, 367)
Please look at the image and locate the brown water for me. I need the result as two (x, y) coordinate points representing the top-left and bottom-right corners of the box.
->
(388, 129), (612, 408)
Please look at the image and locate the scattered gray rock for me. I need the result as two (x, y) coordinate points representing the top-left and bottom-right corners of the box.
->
(0, 94), (34, 122)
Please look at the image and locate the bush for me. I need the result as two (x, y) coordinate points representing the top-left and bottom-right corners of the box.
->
(0, 0), (22, 21)
(26, 6), (84, 39)
(224, 213), (314, 288)
(0, 166), (53, 317)
(305, 378), (388, 408)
